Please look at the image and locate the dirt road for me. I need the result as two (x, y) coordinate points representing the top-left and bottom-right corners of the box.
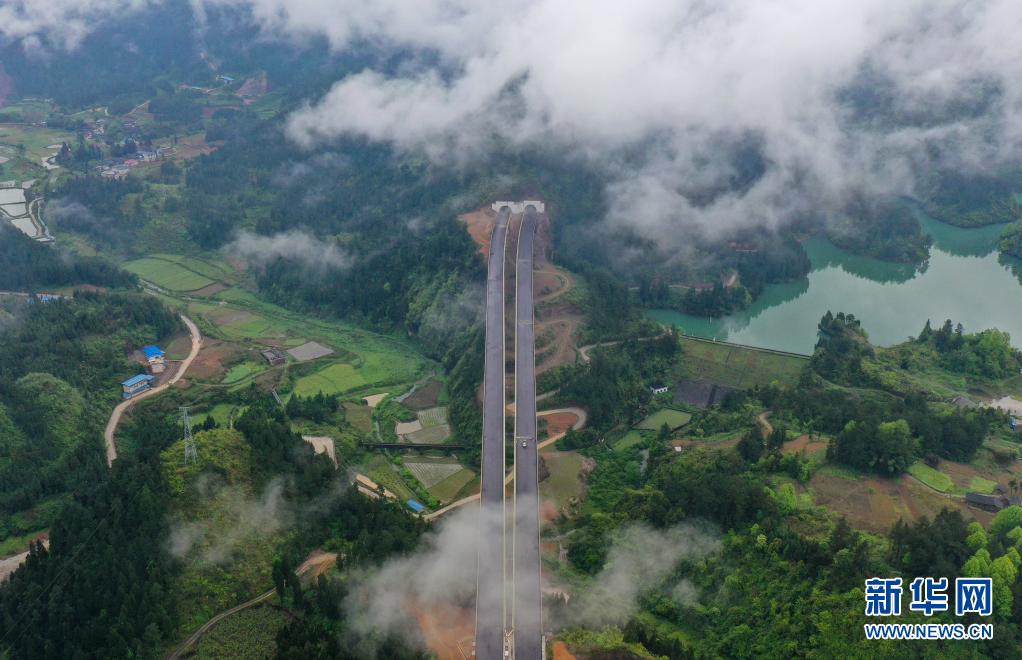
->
(104, 315), (201, 466)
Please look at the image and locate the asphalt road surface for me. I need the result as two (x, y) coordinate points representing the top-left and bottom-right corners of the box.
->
(476, 206), (511, 660)
(513, 206), (542, 660)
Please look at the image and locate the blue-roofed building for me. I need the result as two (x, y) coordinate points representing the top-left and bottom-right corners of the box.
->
(406, 499), (426, 514)
(142, 345), (166, 374)
(122, 374), (155, 399)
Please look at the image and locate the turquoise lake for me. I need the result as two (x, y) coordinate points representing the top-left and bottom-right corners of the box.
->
(647, 212), (1022, 354)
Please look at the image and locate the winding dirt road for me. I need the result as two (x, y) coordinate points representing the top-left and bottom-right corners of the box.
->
(104, 314), (201, 466)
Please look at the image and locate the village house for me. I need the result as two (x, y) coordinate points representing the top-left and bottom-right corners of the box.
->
(261, 348), (286, 366)
(121, 374), (155, 399)
(142, 345), (166, 374)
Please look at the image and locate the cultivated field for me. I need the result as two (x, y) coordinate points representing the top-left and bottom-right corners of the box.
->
(125, 257), (214, 291)
(404, 458), (463, 488)
(429, 468), (476, 501)
(293, 363), (365, 396)
(405, 424), (451, 444)
(417, 407), (448, 428)
(677, 336), (808, 389)
(342, 402), (373, 434)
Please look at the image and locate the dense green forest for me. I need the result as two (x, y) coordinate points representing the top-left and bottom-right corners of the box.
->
(922, 171), (1022, 228)
(0, 225), (136, 290)
(0, 385), (435, 659)
(826, 196), (932, 263)
(0, 291), (178, 538)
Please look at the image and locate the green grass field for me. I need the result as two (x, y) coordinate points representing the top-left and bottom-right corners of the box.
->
(614, 430), (647, 450)
(540, 451), (585, 508)
(222, 362), (261, 385)
(969, 476), (998, 494)
(124, 257), (214, 291)
(637, 408), (692, 431)
(908, 462), (955, 493)
(677, 336), (808, 388)
(150, 253), (235, 281)
(293, 363), (366, 396)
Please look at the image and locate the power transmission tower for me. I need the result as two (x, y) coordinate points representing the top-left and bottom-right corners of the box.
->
(181, 406), (197, 463)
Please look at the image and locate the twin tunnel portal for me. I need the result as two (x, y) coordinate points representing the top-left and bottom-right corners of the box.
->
(475, 202), (544, 659)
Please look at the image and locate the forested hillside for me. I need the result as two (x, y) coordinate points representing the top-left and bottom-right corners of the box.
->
(0, 291), (179, 541)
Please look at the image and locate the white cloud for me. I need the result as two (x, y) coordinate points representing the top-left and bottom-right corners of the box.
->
(8, 0), (1022, 244)
(227, 228), (351, 271)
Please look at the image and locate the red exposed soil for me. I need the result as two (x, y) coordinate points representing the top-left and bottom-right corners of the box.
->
(541, 412), (579, 438)
(408, 598), (475, 660)
(459, 207), (497, 256)
(187, 340), (238, 380)
(782, 434), (827, 456)
(552, 641), (578, 660)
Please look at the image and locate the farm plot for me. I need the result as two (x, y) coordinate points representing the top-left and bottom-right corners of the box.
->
(404, 458), (463, 488)
(287, 341), (334, 362)
(417, 407), (448, 428)
(293, 363), (365, 396)
(342, 401), (373, 434)
(405, 424), (451, 444)
(125, 257), (214, 291)
(637, 408), (692, 431)
(429, 468), (476, 501)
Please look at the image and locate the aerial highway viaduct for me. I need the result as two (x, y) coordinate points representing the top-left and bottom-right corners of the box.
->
(512, 205), (542, 660)
(475, 206), (511, 659)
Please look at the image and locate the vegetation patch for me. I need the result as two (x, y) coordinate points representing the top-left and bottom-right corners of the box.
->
(404, 458), (463, 488)
(342, 401), (373, 434)
(637, 408), (692, 431)
(427, 467), (476, 501)
(293, 363), (365, 396)
(907, 461), (955, 493)
(124, 257), (214, 291)
(676, 336), (807, 388)
(193, 606), (287, 660)
(404, 424), (451, 444)
(417, 406), (448, 428)
(614, 430), (646, 450)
